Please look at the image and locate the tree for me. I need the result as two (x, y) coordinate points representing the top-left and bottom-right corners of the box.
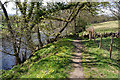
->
(1, 1), (109, 65)
(0, 1), (79, 65)
(109, 1), (120, 32)
(0, 1), (22, 64)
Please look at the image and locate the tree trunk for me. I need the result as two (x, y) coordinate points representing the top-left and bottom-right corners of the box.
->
(37, 27), (43, 48)
(55, 3), (85, 40)
(0, 1), (21, 65)
(15, 54), (21, 65)
(25, 30), (35, 51)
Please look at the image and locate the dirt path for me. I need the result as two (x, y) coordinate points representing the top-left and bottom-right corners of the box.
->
(69, 40), (84, 78)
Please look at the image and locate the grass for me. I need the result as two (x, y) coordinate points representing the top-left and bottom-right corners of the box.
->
(81, 20), (119, 78)
(1, 38), (74, 79)
(82, 37), (119, 78)
(1, 20), (119, 79)
(81, 20), (119, 36)
(93, 20), (119, 33)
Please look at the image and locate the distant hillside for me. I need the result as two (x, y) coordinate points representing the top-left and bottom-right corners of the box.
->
(93, 20), (118, 33)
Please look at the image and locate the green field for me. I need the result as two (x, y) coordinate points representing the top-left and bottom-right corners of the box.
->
(93, 20), (119, 33)
(81, 21), (120, 78)
(80, 20), (119, 36)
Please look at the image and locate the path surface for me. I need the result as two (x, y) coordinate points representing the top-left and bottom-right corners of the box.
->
(69, 40), (84, 78)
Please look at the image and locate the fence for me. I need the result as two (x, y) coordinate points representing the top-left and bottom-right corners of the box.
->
(82, 32), (120, 59)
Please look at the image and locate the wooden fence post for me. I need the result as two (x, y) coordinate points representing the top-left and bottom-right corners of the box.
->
(109, 34), (113, 59)
(99, 33), (102, 49)
(93, 32), (96, 43)
(89, 31), (92, 40)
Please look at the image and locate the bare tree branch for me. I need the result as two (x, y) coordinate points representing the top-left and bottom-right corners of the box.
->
(1, 50), (16, 56)
(55, 2), (87, 40)
(44, 16), (70, 22)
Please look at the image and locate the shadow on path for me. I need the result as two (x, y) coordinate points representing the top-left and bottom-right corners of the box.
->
(69, 40), (84, 78)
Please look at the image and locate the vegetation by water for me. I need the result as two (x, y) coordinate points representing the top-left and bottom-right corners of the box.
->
(0, 0), (119, 79)
(1, 20), (119, 79)
(1, 38), (74, 78)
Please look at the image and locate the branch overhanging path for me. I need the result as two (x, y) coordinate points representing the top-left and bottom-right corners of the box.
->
(54, 2), (86, 40)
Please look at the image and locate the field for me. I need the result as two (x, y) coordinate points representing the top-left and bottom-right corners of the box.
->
(81, 20), (120, 78)
(93, 20), (119, 33)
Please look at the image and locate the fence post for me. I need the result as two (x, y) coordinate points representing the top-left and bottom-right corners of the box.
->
(89, 31), (92, 40)
(93, 32), (96, 43)
(99, 33), (102, 49)
(109, 34), (113, 59)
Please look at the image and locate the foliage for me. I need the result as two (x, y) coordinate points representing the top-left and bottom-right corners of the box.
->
(108, 1), (120, 19)
(1, 0), (112, 70)
(76, 16), (89, 32)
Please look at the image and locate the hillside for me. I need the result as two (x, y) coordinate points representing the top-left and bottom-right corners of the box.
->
(93, 20), (118, 33)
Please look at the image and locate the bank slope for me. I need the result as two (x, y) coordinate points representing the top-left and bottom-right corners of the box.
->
(1, 38), (74, 79)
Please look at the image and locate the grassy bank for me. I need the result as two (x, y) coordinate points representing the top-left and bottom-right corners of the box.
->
(81, 20), (119, 78)
(1, 38), (74, 79)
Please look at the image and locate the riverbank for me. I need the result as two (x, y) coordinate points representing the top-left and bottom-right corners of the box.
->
(1, 38), (75, 78)
(1, 36), (119, 79)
